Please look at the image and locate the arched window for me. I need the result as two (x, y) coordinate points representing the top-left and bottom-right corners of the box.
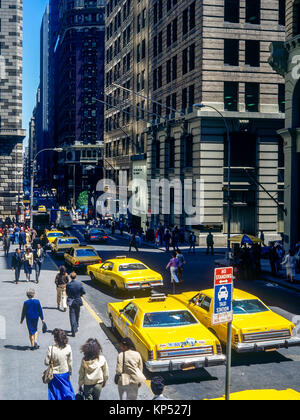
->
(292, 79), (300, 128)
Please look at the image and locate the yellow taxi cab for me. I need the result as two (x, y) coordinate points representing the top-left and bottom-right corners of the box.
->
(210, 389), (300, 400)
(38, 205), (47, 213)
(40, 230), (65, 246)
(64, 245), (102, 271)
(172, 289), (300, 353)
(51, 236), (81, 257)
(87, 256), (163, 294)
(107, 292), (226, 373)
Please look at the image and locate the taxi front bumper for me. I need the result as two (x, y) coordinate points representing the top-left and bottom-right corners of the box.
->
(234, 336), (300, 353)
(145, 354), (226, 372)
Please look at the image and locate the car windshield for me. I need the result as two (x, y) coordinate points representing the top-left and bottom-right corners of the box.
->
(48, 232), (63, 238)
(76, 249), (98, 257)
(233, 299), (269, 315)
(58, 238), (79, 245)
(119, 263), (148, 271)
(143, 311), (198, 328)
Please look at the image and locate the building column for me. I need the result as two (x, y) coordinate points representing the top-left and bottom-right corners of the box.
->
(278, 128), (300, 249)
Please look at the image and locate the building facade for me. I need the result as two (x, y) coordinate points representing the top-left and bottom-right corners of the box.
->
(104, 0), (151, 227)
(271, 0), (300, 249)
(47, 0), (105, 207)
(146, 0), (286, 245)
(0, 0), (26, 219)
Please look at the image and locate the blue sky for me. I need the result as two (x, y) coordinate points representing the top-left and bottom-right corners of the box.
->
(23, 0), (49, 145)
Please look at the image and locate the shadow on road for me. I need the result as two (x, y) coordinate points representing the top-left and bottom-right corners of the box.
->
(231, 351), (293, 367)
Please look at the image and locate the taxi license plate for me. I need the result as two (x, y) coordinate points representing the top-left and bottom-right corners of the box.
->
(141, 283), (150, 288)
(181, 362), (196, 371)
(264, 347), (277, 352)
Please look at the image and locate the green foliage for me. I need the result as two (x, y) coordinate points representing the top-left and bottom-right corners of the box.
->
(77, 190), (89, 209)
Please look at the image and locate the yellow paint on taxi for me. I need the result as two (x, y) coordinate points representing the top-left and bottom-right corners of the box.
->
(87, 257), (163, 291)
(210, 389), (300, 400)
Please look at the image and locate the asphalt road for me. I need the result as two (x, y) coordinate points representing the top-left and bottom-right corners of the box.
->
(48, 224), (300, 400)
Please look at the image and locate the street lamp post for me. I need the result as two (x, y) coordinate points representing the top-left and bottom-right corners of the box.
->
(30, 148), (63, 229)
(193, 103), (232, 401)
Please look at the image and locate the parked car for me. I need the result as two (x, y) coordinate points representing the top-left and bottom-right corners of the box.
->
(107, 293), (226, 373)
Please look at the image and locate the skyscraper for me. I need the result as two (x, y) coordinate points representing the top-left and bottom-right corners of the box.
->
(48, 0), (105, 206)
(0, 0), (26, 219)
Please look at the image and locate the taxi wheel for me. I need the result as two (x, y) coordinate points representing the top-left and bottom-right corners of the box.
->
(90, 273), (96, 282)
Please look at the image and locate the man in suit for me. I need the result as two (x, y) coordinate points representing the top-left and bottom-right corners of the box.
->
(3, 233), (11, 257)
(66, 272), (86, 337)
(11, 248), (23, 284)
(33, 244), (45, 284)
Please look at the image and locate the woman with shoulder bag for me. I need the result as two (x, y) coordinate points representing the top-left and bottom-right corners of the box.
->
(78, 338), (109, 400)
(55, 266), (69, 312)
(115, 337), (146, 401)
(44, 328), (75, 400)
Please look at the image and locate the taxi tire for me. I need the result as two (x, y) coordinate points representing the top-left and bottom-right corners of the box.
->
(109, 315), (116, 334)
(90, 273), (96, 283)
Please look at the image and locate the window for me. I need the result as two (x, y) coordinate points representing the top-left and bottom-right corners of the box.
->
(245, 40), (260, 67)
(200, 296), (211, 312)
(278, 84), (285, 113)
(123, 303), (138, 324)
(246, 0), (261, 25)
(224, 0), (240, 23)
(224, 82), (239, 111)
(185, 134), (193, 167)
(245, 83), (259, 112)
(293, 0), (300, 36)
(278, 0), (286, 26)
(224, 39), (239, 66)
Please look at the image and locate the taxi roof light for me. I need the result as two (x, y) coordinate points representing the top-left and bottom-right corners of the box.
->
(149, 292), (167, 302)
(115, 255), (127, 259)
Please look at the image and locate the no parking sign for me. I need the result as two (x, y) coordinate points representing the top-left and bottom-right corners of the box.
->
(212, 267), (233, 326)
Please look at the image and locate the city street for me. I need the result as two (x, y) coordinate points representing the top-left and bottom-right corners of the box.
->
(25, 224), (300, 400)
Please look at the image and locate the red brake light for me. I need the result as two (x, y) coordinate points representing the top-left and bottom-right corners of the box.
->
(75, 262), (80, 266)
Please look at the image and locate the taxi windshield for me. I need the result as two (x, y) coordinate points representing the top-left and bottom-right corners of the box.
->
(76, 249), (98, 257)
(143, 311), (198, 328)
(48, 232), (63, 238)
(58, 238), (79, 245)
(119, 264), (147, 271)
(233, 299), (269, 315)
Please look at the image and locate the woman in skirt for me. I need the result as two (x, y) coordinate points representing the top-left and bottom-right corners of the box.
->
(45, 329), (75, 401)
(20, 289), (44, 350)
(23, 247), (34, 282)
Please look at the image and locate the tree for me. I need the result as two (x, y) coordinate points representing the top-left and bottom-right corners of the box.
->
(76, 191), (89, 209)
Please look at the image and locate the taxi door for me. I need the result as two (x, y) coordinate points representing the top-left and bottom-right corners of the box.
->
(190, 294), (212, 328)
(97, 262), (114, 285)
(118, 303), (139, 347)
(65, 248), (75, 267)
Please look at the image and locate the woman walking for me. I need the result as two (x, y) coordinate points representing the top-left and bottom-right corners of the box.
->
(20, 289), (44, 350)
(78, 338), (109, 400)
(166, 252), (180, 285)
(116, 337), (145, 401)
(45, 328), (75, 401)
(281, 250), (297, 283)
(23, 247), (34, 282)
(55, 266), (69, 312)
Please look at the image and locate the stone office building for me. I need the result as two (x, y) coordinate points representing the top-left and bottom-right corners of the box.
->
(146, 0), (286, 245)
(0, 0), (26, 219)
(104, 0), (150, 229)
(270, 0), (300, 249)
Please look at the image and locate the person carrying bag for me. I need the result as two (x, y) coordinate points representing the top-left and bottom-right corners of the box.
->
(42, 346), (54, 384)
(115, 338), (145, 400)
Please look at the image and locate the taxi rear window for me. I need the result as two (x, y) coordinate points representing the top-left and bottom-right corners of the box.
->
(233, 299), (269, 315)
(76, 249), (98, 257)
(58, 238), (79, 245)
(143, 311), (198, 328)
(119, 264), (147, 271)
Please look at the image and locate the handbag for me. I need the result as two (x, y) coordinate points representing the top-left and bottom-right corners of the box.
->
(42, 321), (47, 334)
(114, 351), (125, 385)
(42, 346), (54, 385)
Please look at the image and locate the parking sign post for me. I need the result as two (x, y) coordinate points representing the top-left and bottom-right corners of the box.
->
(213, 267), (233, 401)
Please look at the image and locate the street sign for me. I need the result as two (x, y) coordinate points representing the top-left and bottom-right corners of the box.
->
(212, 267), (233, 326)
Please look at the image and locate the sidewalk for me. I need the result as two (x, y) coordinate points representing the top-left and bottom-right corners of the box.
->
(260, 259), (300, 293)
(0, 246), (152, 400)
